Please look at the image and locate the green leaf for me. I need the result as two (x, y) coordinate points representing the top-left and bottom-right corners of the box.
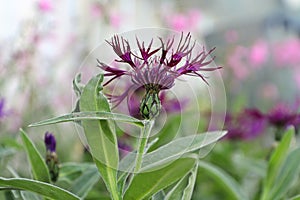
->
(28, 111), (144, 128)
(72, 73), (84, 97)
(152, 190), (166, 200)
(119, 131), (227, 172)
(19, 129), (50, 183)
(59, 162), (95, 183)
(0, 177), (80, 200)
(268, 147), (300, 200)
(148, 115), (181, 152)
(20, 191), (41, 200)
(69, 166), (100, 198)
(165, 177), (189, 200)
(289, 195), (300, 200)
(123, 157), (197, 200)
(198, 161), (248, 200)
(182, 163), (198, 200)
(143, 131), (226, 171)
(262, 126), (295, 199)
(165, 163), (198, 200)
(79, 74), (120, 200)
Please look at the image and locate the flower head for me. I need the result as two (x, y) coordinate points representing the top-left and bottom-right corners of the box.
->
(224, 109), (267, 140)
(266, 102), (300, 128)
(44, 131), (56, 153)
(99, 33), (220, 119)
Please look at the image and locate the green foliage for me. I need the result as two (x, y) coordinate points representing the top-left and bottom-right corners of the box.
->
(198, 160), (248, 200)
(0, 177), (80, 200)
(79, 74), (120, 200)
(29, 111), (144, 128)
(20, 129), (51, 183)
(5, 73), (231, 200)
(267, 147), (300, 200)
(165, 163), (198, 200)
(123, 157), (197, 200)
(69, 166), (100, 198)
(261, 127), (295, 200)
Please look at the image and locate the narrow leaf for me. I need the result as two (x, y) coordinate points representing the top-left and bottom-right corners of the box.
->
(142, 131), (226, 171)
(268, 147), (300, 200)
(165, 174), (189, 200)
(20, 191), (41, 200)
(182, 163), (198, 200)
(79, 74), (120, 200)
(198, 161), (248, 200)
(29, 111), (144, 128)
(69, 166), (100, 198)
(124, 157), (196, 200)
(0, 177), (80, 200)
(262, 126), (294, 199)
(119, 131), (226, 172)
(20, 129), (50, 183)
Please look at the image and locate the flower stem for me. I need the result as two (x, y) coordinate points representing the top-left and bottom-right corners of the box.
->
(134, 120), (154, 173)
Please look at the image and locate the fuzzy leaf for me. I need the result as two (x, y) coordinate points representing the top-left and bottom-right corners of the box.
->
(29, 111), (143, 128)
(123, 157), (196, 200)
(0, 177), (79, 200)
(268, 147), (300, 200)
(79, 74), (120, 200)
(262, 127), (294, 199)
(119, 131), (227, 172)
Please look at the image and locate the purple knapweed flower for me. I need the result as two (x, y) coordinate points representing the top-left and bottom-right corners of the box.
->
(44, 132), (56, 153)
(98, 33), (221, 119)
(224, 109), (267, 140)
(266, 102), (300, 128)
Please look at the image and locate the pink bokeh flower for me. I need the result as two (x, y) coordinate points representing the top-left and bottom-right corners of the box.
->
(90, 3), (103, 18)
(227, 46), (249, 80)
(249, 40), (268, 68)
(273, 38), (300, 67)
(109, 12), (122, 29)
(165, 10), (202, 32)
(37, 0), (53, 12)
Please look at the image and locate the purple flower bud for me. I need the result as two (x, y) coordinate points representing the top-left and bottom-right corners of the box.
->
(44, 132), (56, 152)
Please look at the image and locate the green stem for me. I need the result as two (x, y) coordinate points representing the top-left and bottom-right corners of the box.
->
(134, 120), (154, 173)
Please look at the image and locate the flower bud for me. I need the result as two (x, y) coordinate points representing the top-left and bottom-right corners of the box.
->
(140, 88), (161, 119)
(44, 132), (59, 182)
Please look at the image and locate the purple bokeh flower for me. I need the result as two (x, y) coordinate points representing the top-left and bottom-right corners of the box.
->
(0, 98), (6, 119)
(266, 102), (300, 128)
(44, 132), (56, 153)
(224, 109), (267, 140)
(99, 33), (220, 119)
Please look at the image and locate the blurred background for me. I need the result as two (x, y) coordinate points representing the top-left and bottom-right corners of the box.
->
(1, 0), (300, 198)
